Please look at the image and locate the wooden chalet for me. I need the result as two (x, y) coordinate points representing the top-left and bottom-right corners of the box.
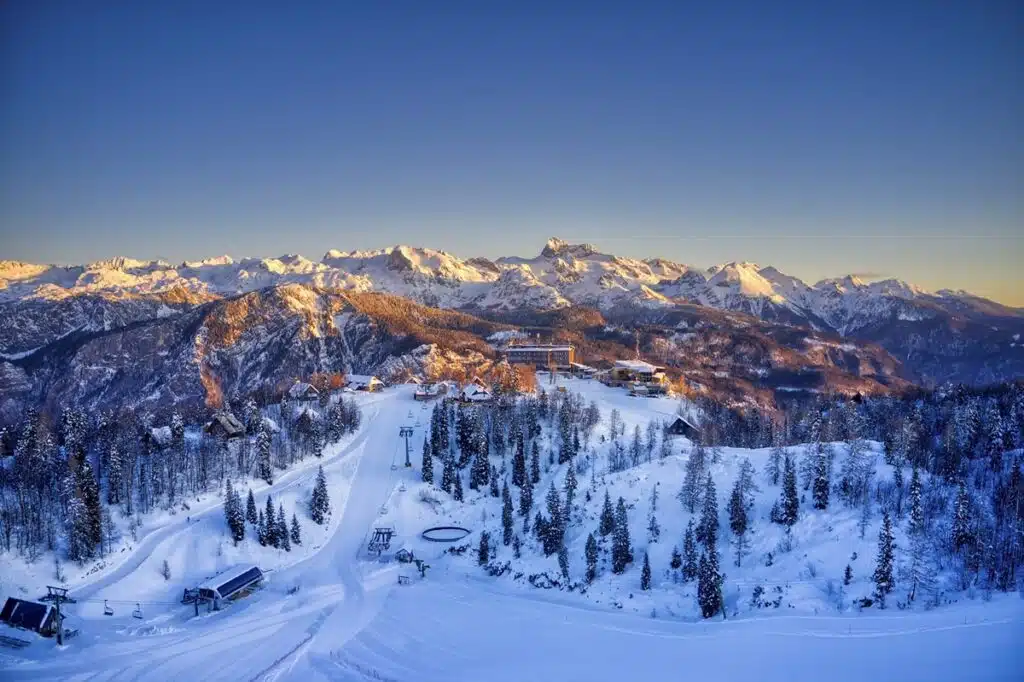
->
(346, 375), (384, 392)
(665, 415), (700, 440)
(288, 382), (320, 402)
(0, 598), (59, 637)
(204, 412), (246, 440)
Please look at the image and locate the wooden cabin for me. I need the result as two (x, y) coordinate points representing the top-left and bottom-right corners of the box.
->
(288, 382), (320, 402)
(0, 598), (58, 637)
(665, 415), (700, 440)
(204, 412), (246, 440)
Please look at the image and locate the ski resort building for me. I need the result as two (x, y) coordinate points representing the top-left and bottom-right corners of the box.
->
(459, 384), (493, 402)
(346, 375), (384, 392)
(0, 598), (58, 637)
(414, 383), (444, 401)
(604, 360), (669, 394)
(503, 343), (575, 369)
(197, 565), (264, 606)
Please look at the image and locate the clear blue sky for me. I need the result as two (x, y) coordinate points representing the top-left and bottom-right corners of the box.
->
(1, 2), (1021, 303)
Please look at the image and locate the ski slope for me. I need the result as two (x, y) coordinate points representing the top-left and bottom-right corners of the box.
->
(2, 385), (1022, 681)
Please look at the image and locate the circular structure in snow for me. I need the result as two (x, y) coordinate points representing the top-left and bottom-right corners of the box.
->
(421, 526), (471, 542)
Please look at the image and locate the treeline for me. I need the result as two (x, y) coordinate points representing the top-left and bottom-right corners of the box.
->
(0, 393), (360, 566)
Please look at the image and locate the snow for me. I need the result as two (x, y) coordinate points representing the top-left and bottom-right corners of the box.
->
(615, 359), (663, 373)
(0, 238), (956, 341)
(1, 384), (1021, 681)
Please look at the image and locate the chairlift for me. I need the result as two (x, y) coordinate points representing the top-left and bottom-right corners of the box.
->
(398, 482), (407, 493)
(103, 600), (114, 616)
(390, 463), (398, 471)
(132, 603), (143, 620)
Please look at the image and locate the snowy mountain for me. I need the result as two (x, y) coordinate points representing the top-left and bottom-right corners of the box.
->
(2, 238), (1022, 387)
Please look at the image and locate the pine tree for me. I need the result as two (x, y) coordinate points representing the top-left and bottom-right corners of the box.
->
(544, 483), (564, 555)
(453, 470), (464, 502)
(952, 481), (973, 553)
(697, 550), (723, 618)
(670, 546), (682, 571)
(512, 434), (526, 487)
(470, 448), (489, 490)
(246, 489), (258, 525)
(290, 513), (302, 545)
(278, 504), (290, 551)
(519, 477), (534, 517)
(611, 497), (633, 574)
(530, 443), (541, 484)
(441, 454), (456, 495)
(478, 530), (490, 565)
(257, 509), (267, 546)
(256, 422), (273, 484)
(647, 485), (660, 543)
(873, 511), (895, 608)
(489, 466), (500, 498)
(502, 481), (514, 546)
(558, 545), (570, 580)
(682, 521), (698, 582)
(812, 450), (830, 510)
(600, 489), (615, 536)
(265, 495), (278, 547)
(696, 473), (718, 550)
(421, 437), (434, 484)
(585, 532), (598, 583)
(641, 551), (652, 590)
(843, 563), (853, 586)
(224, 480), (245, 544)
(908, 467), (924, 536)
(728, 476), (749, 567)
(310, 465), (330, 525)
(564, 460), (578, 520)
(781, 455), (799, 526)
(679, 443), (705, 513)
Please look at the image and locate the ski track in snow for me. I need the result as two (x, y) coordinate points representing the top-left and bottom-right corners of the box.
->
(2, 386), (1022, 681)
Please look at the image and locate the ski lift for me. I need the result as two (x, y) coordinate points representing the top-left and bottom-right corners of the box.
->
(390, 463), (398, 470)
(103, 600), (114, 616)
(132, 603), (143, 620)
(407, 410), (414, 419)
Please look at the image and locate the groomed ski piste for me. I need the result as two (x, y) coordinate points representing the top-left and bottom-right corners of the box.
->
(2, 384), (1022, 681)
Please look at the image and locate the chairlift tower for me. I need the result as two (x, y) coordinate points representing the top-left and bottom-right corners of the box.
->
(399, 426), (414, 467)
(41, 586), (75, 646)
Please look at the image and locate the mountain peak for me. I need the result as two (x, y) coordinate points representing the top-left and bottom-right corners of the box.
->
(541, 237), (598, 259)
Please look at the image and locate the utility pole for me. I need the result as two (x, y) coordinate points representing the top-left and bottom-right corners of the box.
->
(42, 586), (75, 646)
(399, 426), (414, 467)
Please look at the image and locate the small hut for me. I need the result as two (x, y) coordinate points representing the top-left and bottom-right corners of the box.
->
(0, 598), (58, 637)
(288, 382), (320, 402)
(204, 412), (246, 440)
(665, 415), (700, 440)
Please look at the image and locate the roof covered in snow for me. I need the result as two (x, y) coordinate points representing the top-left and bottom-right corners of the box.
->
(614, 360), (663, 373)
(288, 382), (319, 399)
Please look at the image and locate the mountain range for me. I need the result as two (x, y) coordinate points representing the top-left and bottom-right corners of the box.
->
(1, 238), (1021, 420)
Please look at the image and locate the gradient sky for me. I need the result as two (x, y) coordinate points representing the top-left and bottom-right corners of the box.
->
(1, 2), (1021, 303)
